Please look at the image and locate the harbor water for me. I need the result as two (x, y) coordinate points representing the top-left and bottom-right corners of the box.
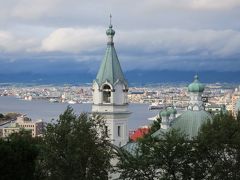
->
(0, 96), (157, 130)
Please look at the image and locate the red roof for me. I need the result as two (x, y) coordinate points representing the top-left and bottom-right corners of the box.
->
(130, 127), (150, 141)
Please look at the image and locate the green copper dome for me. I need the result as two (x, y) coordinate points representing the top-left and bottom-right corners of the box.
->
(160, 109), (170, 117)
(170, 110), (212, 139)
(167, 106), (177, 114)
(188, 75), (205, 93)
(106, 25), (115, 36)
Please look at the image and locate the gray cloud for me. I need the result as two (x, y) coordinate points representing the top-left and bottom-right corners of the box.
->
(0, 31), (39, 52)
(39, 27), (105, 53)
(0, 0), (239, 73)
(1, 0), (239, 29)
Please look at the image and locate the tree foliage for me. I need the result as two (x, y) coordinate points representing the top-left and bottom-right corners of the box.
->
(118, 130), (194, 180)
(4, 112), (21, 120)
(0, 130), (41, 180)
(37, 106), (113, 180)
(195, 113), (240, 179)
(2, 107), (240, 179)
(117, 135), (156, 179)
(0, 113), (4, 119)
(117, 112), (240, 180)
(149, 117), (161, 134)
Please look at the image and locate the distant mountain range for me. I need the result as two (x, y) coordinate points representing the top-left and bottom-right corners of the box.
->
(0, 70), (240, 85)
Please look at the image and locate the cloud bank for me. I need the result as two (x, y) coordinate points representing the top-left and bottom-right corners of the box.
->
(0, 0), (239, 73)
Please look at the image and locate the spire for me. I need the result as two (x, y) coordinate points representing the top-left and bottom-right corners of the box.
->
(194, 74), (199, 82)
(95, 17), (127, 87)
(109, 14), (112, 27)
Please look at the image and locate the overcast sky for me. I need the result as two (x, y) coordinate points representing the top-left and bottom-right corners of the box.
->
(0, 0), (240, 74)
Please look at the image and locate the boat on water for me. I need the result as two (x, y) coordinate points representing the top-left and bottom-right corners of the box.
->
(148, 115), (159, 121)
(68, 100), (76, 104)
(49, 98), (58, 103)
(148, 103), (165, 110)
(23, 96), (32, 101)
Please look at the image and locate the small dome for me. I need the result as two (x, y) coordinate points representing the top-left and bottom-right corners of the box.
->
(188, 75), (205, 93)
(160, 109), (170, 117)
(167, 106), (177, 114)
(106, 25), (115, 36)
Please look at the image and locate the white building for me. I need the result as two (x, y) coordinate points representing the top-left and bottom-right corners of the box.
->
(92, 20), (130, 147)
(2, 115), (44, 137)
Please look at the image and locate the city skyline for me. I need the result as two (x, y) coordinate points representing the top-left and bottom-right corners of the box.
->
(0, 0), (240, 83)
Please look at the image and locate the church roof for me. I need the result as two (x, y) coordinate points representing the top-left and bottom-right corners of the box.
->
(153, 110), (212, 140)
(170, 110), (212, 139)
(95, 24), (127, 87)
(151, 128), (168, 139)
(121, 142), (139, 156)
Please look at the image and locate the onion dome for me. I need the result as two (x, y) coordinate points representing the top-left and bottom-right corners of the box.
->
(167, 106), (177, 114)
(106, 25), (115, 36)
(106, 14), (115, 36)
(188, 75), (205, 93)
(160, 109), (170, 117)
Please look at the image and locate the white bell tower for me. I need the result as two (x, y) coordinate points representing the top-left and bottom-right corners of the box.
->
(92, 16), (130, 147)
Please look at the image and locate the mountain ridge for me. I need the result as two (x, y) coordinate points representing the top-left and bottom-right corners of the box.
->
(0, 70), (240, 84)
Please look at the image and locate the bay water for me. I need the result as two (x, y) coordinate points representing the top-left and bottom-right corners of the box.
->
(0, 96), (157, 130)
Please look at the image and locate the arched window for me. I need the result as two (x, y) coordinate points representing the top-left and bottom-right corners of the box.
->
(102, 84), (111, 103)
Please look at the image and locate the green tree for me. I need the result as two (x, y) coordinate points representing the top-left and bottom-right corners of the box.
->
(237, 110), (240, 122)
(0, 113), (4, 119)
(117, 129), (194, 180)
(37, 106), (113, 180)
(195, 113), (240, 180)
(117, 135), (157, 180)
(117, 112), (240, 179)
(152, 130), (194, 180)
(117, 117), (162, 179)
(4, 112), (21, 120)
(149, 117), (161, 134)
(0, 130), (41, 180)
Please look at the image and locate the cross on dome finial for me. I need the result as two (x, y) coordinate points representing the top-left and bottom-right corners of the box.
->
(106, 14), (115, 43)
(110, 14), (112, 25)
(109, 14), (113, 28)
